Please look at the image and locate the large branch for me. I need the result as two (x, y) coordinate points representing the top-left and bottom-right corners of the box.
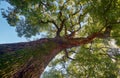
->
(0, 31), (105, 78)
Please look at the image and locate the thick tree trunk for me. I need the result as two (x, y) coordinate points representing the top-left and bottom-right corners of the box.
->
(0, 38), (63, 78)
(0, 32), (103, 78)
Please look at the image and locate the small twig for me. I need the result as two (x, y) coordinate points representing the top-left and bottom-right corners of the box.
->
(69, 50), (77, 53)
(64, 49), (75, 60)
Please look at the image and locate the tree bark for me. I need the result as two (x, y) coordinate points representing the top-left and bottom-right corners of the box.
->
(0, 32), (103, 78)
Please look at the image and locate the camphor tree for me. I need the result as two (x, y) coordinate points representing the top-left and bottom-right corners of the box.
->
(0, 0), (120, 78)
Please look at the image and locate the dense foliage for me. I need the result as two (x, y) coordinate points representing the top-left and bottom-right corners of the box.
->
(1, 0), (120, 78)
(2, 0), (119, 39)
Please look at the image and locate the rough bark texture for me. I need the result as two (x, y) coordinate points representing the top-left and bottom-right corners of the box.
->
(0, 32), (103, 78)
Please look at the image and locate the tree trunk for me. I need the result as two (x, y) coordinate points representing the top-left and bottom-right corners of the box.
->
(0, 32), (103, 78)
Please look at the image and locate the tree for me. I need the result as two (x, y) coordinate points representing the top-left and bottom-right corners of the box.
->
(0, 0), (120, 78)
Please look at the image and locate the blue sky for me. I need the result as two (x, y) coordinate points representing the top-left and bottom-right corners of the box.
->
(0, 1), (27, 44)
(0, 1), (42, 44)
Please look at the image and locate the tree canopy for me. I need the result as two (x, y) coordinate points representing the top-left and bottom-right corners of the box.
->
(1, 0), (120, 78)
(2, 0), (120, 39)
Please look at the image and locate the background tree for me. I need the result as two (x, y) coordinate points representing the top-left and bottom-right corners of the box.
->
(0, 0), (120, 78)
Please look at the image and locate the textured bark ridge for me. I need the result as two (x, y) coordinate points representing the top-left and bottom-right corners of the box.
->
(0, 38), (62, 78)
(0, 32), (103, 78)
(13, 42), (62, 78)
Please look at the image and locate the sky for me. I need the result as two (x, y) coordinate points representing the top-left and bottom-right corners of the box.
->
(0, 1), (42, 44)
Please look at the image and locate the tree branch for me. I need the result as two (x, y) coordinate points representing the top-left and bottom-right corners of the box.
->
(55, 0), (70, 37)
(64, 49), (75, 60)
(40, 20), (59, 30)
(71, 3), (82, 16)
(56, 19), (67, 37)
(0, 29), (109, 78)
